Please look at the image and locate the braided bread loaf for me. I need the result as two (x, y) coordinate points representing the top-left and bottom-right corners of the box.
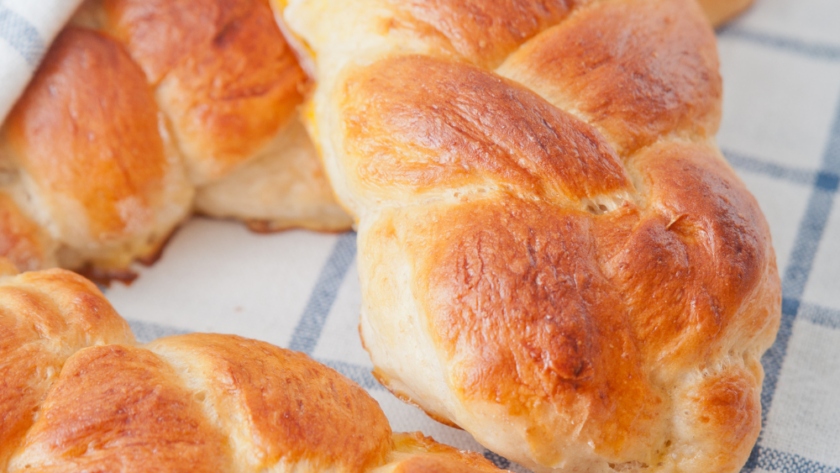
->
(0, 265), (507, 473)
(281, 0), (781, 472)
(0, 0), (351, 280)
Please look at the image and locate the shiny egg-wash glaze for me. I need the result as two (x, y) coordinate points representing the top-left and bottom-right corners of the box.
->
(0, 0), (351, 280)
(282, 0), (781, 472)
(0, 266), (507, 473)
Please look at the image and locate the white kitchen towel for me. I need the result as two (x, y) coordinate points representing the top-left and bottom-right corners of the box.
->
(0, 0), (83, 122)
(3, 0), (840, 472)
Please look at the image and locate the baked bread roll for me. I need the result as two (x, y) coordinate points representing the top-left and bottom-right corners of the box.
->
(0, 265), (505, 473)
(281, 0), (781, 472)
(0, 0), (351, 280)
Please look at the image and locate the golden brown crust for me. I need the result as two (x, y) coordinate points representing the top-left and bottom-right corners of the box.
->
(4, 27), (168, 240)
(406, 198), (663, 459)
(285, 0), (781, 470)
(12, 344), (233, 472)
(394, 0), (581, 68)
(602, 143), (772, 367)
(149, 333), (393, 472)
(105, 0), (307, 183)
(104, 0), (263, 84)
(0, 269), (133, 470)
(0, 269), (499, 473)
(682, 364), (761, 472)
(364, 142), (777, 468)
(0, 0), (348, 276)
(0, 268), (134, 346)
(103, 0), (239, 84)
(501, 0), (721, 155)
(343, 55), (632, 204)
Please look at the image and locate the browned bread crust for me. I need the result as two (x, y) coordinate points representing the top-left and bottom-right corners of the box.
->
(104, 0), (306, 183)
(283, 0), (781, 472)
(0, 266), (504, 473)
(3, 28), (182, 272)
(0, 0), (351, 279)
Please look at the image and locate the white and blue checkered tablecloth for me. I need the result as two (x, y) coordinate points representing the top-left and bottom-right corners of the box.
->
(1, 0), (839, 471)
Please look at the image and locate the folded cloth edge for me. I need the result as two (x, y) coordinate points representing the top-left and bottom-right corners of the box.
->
(0, 0), (85, 122)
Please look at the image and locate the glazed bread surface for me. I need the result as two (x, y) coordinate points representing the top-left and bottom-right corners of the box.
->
(282, 1), (781, 472)
(0, 0), (351, 279)
(0, 267), (503, 473)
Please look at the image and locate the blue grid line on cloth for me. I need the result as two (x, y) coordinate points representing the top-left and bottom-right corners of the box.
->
(483, 451), (512, 470)
(287, 231), (357, 354)
(128, 319), (190, 343)
(718, 25), (840, 62)
(0, 4), (45, 66)
(776, 98), (840, 304)
(724, 148), (839, 189)
(741, 51), (840, 473)
(797, 302), (840, 330)
(752, 446), (840, 473)
(774, 186), (835, 304)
